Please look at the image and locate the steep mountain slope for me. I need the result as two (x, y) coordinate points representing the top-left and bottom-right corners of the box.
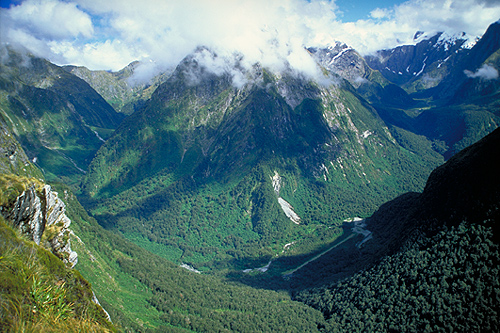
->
(364, 21), (500, 105)
(0, 214), (115, 332)
(0, 117), (42, 179)
(0, 153), (114, 331)
(365, 30), (475, 92)
(308, 43), (417, 108)
(296, 126), (500, 332)
(62, 183), (327, 332)
(431, 21), (500, 103)
(80, 49), (442, 270)
(0, 124), (327, 332)
(364, 21), (500, 160)
(308, 43), (373, 88)
(64, 62), (172, 115)
(0, 47), (124, 185)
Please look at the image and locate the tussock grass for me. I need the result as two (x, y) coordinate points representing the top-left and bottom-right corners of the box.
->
(0, 174), (44, 207)
(0, 216), (115, 332)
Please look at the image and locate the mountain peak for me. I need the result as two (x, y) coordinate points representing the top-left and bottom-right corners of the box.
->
(410, 30), (476, 49)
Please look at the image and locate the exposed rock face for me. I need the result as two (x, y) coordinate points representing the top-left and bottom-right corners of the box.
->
(271, 171), (301, 224)
(5, 185), (44, 243)
(2, 184), (78, 268)
(308, 43), (371, 87)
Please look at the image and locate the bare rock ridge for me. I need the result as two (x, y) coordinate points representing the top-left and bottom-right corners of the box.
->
(1, 183), (78, 268)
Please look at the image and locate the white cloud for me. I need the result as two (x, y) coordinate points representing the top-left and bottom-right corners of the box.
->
(2, 0), (500, 83)
(48, 39), (139, 70)
(77, 0), (338, 80)
(7, 0), (93, 39)
(333, 0), (500, 54)
(370, 8), (392, 20)
(464, 64), (499, 80)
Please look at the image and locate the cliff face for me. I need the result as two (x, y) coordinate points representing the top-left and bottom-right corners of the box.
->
(1, 181), (77, 268)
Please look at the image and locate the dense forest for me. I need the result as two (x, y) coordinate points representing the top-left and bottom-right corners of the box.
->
(296, 127), (500, 332)
(296, 221), (500, 332)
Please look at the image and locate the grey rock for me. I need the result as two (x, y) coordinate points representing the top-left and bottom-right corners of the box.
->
(5, 185), (44, 244)
(1, 183), (78, 268)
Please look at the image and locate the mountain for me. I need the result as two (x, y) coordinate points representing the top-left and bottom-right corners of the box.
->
(364, 21), (500, 105)
(308, 43), (417, 108)
(80, 47), (442, 271)
(62, 181), (328, 332)
(365, 30), (476, 92)
(308, 42), (374, 88)
(0, 47), (124, 185)
(428, 21), (500, 103)
(362, 21), (500, 159)
(1, 19), (500, 333)
(64, 62), (172, 115)
(296, 126), (500, 332)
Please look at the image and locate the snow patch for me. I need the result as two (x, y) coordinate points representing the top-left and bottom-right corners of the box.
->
(180, 263), (201, 274)
(282, 241), (296, 253)
(271, 171), (301, 224)
(271, 170), (281, 195)
(92, 129), (106, 142)
(278, 198), (301, 224)
(362, 130), (372, 138)
(328, 47), (353, 65)
(414, 56), (428, 77)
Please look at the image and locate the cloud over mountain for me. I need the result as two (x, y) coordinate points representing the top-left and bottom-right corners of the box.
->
(464, 64), (499, 80)
(2, 0), (500, 82)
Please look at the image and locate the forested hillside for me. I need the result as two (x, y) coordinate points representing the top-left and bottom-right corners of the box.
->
(296, 127), (500, 332)
(58, 182), (328, 332)
(0, 117), (327, 332)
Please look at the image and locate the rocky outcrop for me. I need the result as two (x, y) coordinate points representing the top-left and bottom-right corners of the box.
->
(308, 43), (371, 87)
(1, 184), (78, 268)
(271, 171), (301, 224)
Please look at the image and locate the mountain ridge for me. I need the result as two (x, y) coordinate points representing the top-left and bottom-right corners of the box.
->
(0, 46), (124, 185)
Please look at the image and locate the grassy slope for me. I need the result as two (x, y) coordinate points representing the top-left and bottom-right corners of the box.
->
(0, 174), (114, 332)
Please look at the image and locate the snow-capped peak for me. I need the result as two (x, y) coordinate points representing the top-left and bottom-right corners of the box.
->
(437, 31), (478, 50)
(413, 30), (440, 44)
(411, 30), (478, 50)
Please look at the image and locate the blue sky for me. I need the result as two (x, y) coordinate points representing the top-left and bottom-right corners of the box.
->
(1, 0), (500, 75)
(335, 0), (404, 21)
